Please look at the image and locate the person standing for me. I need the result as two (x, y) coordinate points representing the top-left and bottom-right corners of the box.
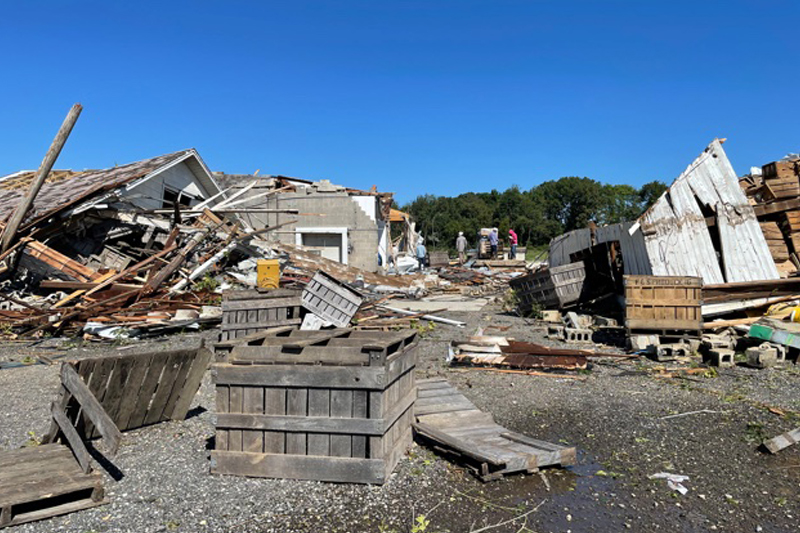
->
(508, 228), (518, 260)
(489, 228), (499, 259)
(416, 237), (427, 270)
(456, 231), (468, 264)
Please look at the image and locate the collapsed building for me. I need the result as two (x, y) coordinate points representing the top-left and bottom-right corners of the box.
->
(513, 139), (781, 312)
(0, 149), (226, 287)
(212, 173), (394, 273)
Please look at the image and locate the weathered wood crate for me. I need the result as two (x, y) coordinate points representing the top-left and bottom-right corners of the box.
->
(221, 288), (302, 341)
(624, 275), (702, 333)
(301, 271), (363, 327)
(509, 261), (586, 311)
(211, 329), (418, 484)
(428, 251), (450, 268)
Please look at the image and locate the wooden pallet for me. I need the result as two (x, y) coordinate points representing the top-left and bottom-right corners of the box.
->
(45, 345), (211, 440)
(1, 364), (122, 529)
(0, 444), (106, 529)
(413, 378), (576, 481)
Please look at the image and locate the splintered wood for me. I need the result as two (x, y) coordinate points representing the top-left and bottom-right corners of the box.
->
(414, 379), (576, 481)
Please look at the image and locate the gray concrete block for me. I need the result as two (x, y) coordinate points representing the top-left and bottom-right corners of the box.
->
(565, 328), (592, 343)
(747, 344), (778, 369)
(708, 348), (734, 368)
(629, 334), (659, 352)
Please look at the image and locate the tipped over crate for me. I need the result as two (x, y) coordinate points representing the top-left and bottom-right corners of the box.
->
(509, 261), (586, 312)
(301, 271), (363, 327)
(211, 328), (418, 484)
(221, 288), (302, 342)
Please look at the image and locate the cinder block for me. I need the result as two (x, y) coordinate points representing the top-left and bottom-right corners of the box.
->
(565, 328), (592, 343)
(652, 343), (690, 362)
(747, 344), (778, 369)
(593, 316), (618, 327)
(541, 310), (561, 323)
(708, 348), (734, 368)
(629, 334), (659, 352)
(547, 325), (565, 340)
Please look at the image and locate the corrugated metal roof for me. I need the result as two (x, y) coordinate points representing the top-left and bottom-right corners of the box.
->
(640, 139), (778, 283)
(549, 139), (778, 284)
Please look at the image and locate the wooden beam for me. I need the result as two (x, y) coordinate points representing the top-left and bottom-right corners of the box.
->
(0, 104), (82, 253)
(60, 364), (122, 455)
(26, 240), (100, 282)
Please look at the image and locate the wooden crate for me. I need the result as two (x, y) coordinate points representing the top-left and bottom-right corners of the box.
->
(301, 271), (363, 328)
(211, 329), (418, 484)
(509, 261), (586, 311)
(221, 288), (302, 341)
(624, 275), (702, 332)
(763, 160), (799, 180)
(428, 251), (450, 268)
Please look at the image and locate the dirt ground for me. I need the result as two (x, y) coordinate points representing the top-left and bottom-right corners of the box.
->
(2, 304), (800, 532)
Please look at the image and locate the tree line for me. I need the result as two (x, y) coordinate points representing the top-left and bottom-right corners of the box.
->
(401, 177), (668, 252)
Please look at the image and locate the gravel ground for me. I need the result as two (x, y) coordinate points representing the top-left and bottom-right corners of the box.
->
(2, 305), (800, 532)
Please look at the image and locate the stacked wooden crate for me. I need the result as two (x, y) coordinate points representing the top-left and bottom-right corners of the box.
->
(759, 221), (791, 264)
(211, 328), (418, 484)
(220, 289), (302, 342)
(763, 160), (800, 200)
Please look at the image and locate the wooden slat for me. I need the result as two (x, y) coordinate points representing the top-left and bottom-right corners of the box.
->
(242, 387), (265, 454)
(170, 347), (212, 420)
(307, 389), (330, 456)
(211, 451), (386, 484)
(213, 364), (386, 390)
(285, 388), (308, 455)
(50, 403), (92, 474)
(60, 365), (121, 455)
(264, 388), (286, 454)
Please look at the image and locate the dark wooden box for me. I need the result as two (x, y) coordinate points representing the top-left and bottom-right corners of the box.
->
(220, 288), (302, 342)
(211, 329), (417, 484)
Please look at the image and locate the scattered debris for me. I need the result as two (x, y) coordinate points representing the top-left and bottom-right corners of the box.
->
(649, 472), (690, 495)
(763, 427), (800, 454)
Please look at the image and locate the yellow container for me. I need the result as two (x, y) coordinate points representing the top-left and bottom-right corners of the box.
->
(256, 259), (280, 289)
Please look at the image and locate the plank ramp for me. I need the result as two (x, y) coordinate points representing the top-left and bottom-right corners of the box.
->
(414, 378), (576, 481)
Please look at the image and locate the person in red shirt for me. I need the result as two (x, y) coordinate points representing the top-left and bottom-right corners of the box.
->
(508, 229), (518, 260)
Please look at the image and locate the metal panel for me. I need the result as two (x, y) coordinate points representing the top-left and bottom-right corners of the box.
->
(640, 139), (778, 283)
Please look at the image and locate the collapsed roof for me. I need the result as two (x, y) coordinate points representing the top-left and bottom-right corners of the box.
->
(549, 139), (779, 284)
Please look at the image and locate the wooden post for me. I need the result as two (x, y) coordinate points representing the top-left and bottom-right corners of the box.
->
(0, 103), (83, 254)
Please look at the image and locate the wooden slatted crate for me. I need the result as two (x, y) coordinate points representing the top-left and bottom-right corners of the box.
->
(624, 275), (702, 333)
(509, 261), (586, 312)
(221, 288), (302, 341)
(211, 329), (417, 484)
(301, 271), (363, 327)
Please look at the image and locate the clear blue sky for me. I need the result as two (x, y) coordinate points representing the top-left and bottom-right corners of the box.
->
(0, 1), (797, 205)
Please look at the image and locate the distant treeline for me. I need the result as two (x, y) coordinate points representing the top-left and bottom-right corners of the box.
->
(401, 177), (668, 251)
